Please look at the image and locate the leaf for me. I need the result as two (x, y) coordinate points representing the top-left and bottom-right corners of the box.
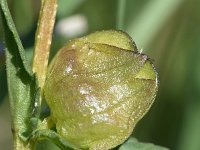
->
(119, 137), (169, 150)
(12, 0), (34, 35)
(116, 0), (126, 30)
(0, 0), (38, 139)
(35, 140), (60, 150)
(0, 66), (7, 103)
(31, 129), (80, 150)
(126, 0), (183, 49)
(57, 0), (86, 19)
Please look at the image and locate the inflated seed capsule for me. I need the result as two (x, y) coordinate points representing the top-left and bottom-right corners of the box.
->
(44, 30), (158, 150)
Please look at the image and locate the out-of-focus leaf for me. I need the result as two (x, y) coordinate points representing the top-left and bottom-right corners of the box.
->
(57, 0), (86, 19)
(116, 0), (126, 30)
(126, 0), (183, 49)
(0, 0), (38, 140)
(0, 13), (3, 38)
(25, 47), (34, 66)
(177, 104), (200, 150)
(12, 0), (34, 35)
(119, 137), (169, 150)
(0, 66), (7, 104)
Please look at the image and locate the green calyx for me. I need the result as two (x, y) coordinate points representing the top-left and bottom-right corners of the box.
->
(44, 30), (158, 150)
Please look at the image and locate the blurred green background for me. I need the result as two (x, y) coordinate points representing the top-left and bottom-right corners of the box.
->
(1, 0), (200, 149)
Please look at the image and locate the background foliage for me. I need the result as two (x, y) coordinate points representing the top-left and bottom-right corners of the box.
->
(0, 0), (200, 149)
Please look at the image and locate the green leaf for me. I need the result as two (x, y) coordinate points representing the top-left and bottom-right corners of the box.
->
(31, 129), (80, 150)
(0, 0), (38, 139)
(12, 0), (34, 35)
(0, 66), (7, 103)
(126, 0), (183, 49)
(57, 0), (86, 19)
(35, 140), (60, 150)
(116, 0), (126, 30)
(119, 137), (169, 150)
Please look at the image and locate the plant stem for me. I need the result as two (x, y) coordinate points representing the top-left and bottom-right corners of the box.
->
(32, 0), (57, 90)
(116, 0), (126, 30)
(14, 136), (31, 150)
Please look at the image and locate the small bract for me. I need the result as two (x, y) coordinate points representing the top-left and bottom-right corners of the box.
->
(44, 30), (158, 150)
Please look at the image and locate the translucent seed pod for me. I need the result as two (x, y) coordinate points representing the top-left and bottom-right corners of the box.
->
(44, 30), (158, 150)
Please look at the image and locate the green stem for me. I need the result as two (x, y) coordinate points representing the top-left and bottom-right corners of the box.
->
(13, 136), (31, 150)
(116, 0), (126, 30)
